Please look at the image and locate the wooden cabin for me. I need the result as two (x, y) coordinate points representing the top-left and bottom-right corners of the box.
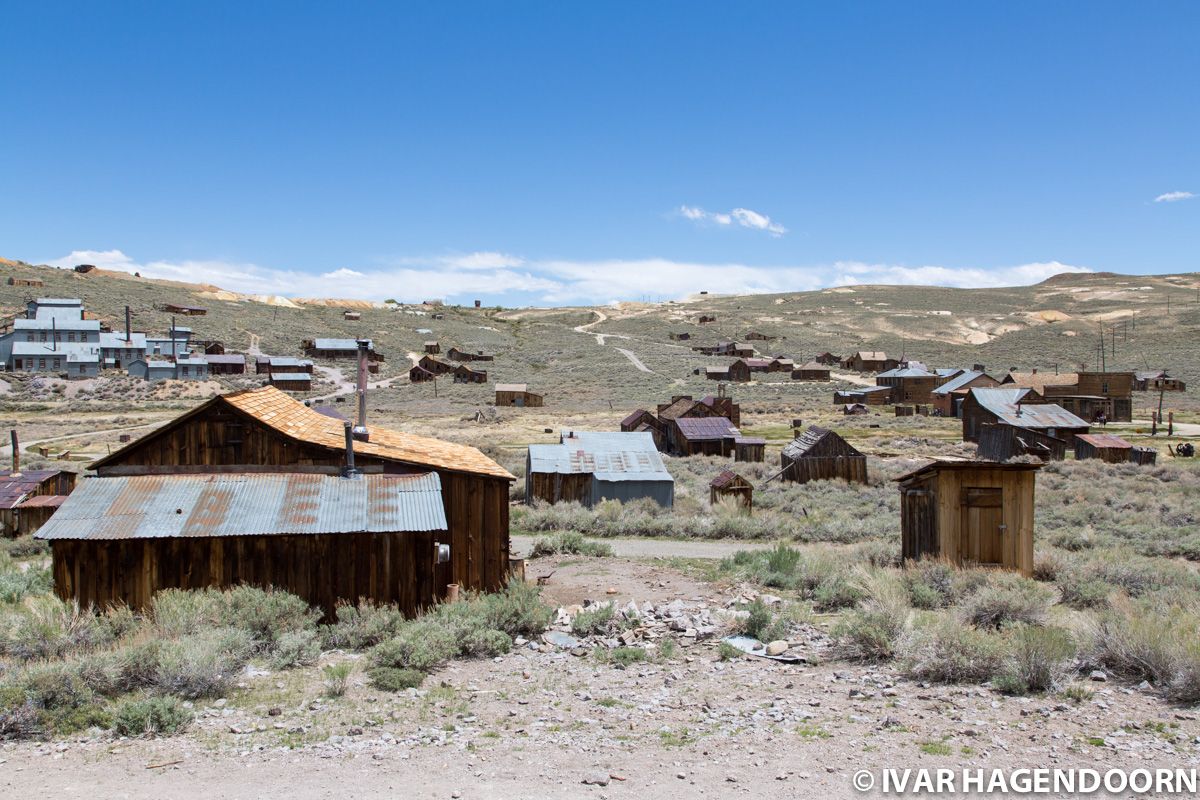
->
(733, 436), (766, 463)
(8, 277), (44, 287)
(343, 310), (361, 321)
(834, 386), (892, 405)
(697, 315), (716, 324)
(418, 355), (454, 376)
(303, 338), (384, 362)
(1134, 370), (1185, 392)
(672, 417), (739, 457)
(843, 403), (869, 415)
(727, 359), (754, 383)
(495, 383), (543, 407)
(844, 351), (890, 373)
(162, 303), (207, 316)
(668, 332), (691, 341)
(619, 409), (659, 434)
(779, 427), (867, 484)
(896, 461), (1040, 576)
(526, 431), (673, 508)
(1073, 433), (1133, 463)
(0, 469), (77, 537)
(814, 352), (840, 366)
(792, 362), (831, 381)
(961, 388), (1089, 444)
(409, 365), (435, 383)
(424, 341), (441, 355)
(876, 366), (943, 404)
(700, 393), (741, 426)
(206, 354), (247, 375)
(447, 347), (494, 362)
(976, 423), (1066, 462)
(744, 331), (775, 342)
(705, 366), (730, 381)
(1129, 446), (1158, 465)
(72, 386), (514, 614)
(452, 365), (487, 383)
(931, 370), (999, 417)
(710, 470), (753, 512)
(38, 472), (450, 618)
(268, 372), (312, 392)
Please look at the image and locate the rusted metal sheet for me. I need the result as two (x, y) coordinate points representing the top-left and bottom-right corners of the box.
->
(36, 472), (446, 540)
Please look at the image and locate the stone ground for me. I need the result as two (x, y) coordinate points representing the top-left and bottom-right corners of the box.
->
(4, 555), (1199, 799)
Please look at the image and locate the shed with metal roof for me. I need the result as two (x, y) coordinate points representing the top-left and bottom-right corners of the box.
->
(961, 388), (1089, 444)
(526, 430), (674, 508)
(1073, 433), (1133, 464)
(780, 426), (867, 484)
(38, 472), (449, 616)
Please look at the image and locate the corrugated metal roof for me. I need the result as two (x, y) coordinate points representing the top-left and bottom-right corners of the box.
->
(495, 383), (528, 392)
(969, 388), (1090, 429)
(782, 426), (863, 460)
(99, 332), (148, 348)
(1076, 433), (1132, 449)
(312, 338), (374, 350)
(35, 472), (447, 541)
(675, 417), (739, 441)
(270, 372), (312, 380)
(206, 354), (247, 364)
(90, 386), (515, 480)
(877, 367), (935, 378)
(932, 370), (986, 395)
(14, 318), (99, 331)
(529, 431), (672, 483)
(855, 351), (887, 360)
(269, 357), (312, 368)
(0, 470), (68, 509)
(15, 494), (67, 509)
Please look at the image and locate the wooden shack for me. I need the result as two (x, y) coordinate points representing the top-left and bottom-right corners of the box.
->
(698, 315), (716, 324)
(727, 359), (753, 383)
(1134, 370), (1185, 392)
(733, 436), (766, 463)
(672, 417), (738, 457)
(447, 348), (494, 362)
(409, 365), (435, 383)
(620, 409), (659, 433)
(268, 372), (312, 392)
(976, 423), (1066, 462)
(424, 341), (440, 355)
(38, 472), (451, 618)
(418, 355), (454, 375)
(8, 277), (44, 287)
(744, 331), (775, 342)
(526, 431), (673, 508)
(834, 386), (892, 405)
(710, 470), (753, 512)
(82, 386), (514, 609)
(0, 469), (77, 537)
(896, 461), (1040, 576)
(845, 351), (890, 372)
(814, 352), (840, 366)
(206, 354), (247, 375)
(303, 338), (384, 362)
(843, 403), (868, 415)
(779, 427), (867, 484)
(343, 310), (361, 321)
(1129, 446), (1158, 465)
(961, 388), (1088, 444)
(162, 304), (207, 316)
(495, 383), (543, 407)
(453, 365), (487, 383)
(1073, 433), (1133, 463)
(792, 361), (831, 381)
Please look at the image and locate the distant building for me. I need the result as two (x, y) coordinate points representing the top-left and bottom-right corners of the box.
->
(961, 387), (1089, 444)
(424, 341), (440, 354)
(0, 469), (76, 537)
(710, 470), (753, 511)
(1073, 433), (1133, 463)
(304, 338), (383, 361)
(343, 310), (361, 321)
(418, 355), (454, 375)
(495, 383), (543, 407)
(452, 365), (487, 383)
(269, 372), (313, 392)
(834, 386), (893, 405)
(930, 370), (999, 417)
(526, 430), (673, 508)
(206, 354), (247, 375)
(161, 304), (207, 316)
(876, 366), (944, 404)
(780, 426), (867, 484)
(792, 361), (832, 381)
(1134, 370), (1185, 392)
(447, 347), (494, 362)
(842, 351), (892, 372)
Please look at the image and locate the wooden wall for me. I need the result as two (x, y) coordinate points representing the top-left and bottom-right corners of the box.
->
(780, 455), (868, 484)
(526, 472), (591, 505)
(50, 531), (445, 618)
(93, 404), (511, 595)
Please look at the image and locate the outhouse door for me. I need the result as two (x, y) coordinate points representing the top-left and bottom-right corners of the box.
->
(961, 487), (1004, 566)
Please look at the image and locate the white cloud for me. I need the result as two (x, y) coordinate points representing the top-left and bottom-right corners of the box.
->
(677, 205), (785, 236)
(1154, 191), (1195, 203)
(43, 249), (1090, 306)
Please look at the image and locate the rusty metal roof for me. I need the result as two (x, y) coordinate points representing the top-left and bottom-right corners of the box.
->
(0, 470), (68, 509)
(35, 472), (447, 540)
(528, 431), (671, 484)
(15, 494), (67, 509)
(90, 386), (514, 480)
(1075, 433), (1132, 449)
(675, 417), (739, 441)
(970, 388), (1089, 430)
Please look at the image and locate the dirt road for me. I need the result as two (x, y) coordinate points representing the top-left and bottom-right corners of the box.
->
(614, 347), (652, 374)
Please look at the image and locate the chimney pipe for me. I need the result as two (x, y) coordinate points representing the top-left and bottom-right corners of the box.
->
(125, 305), (131, 343)
(341, 421), (360, 478)
(10, 430), (18, 474)
(352, 339), (370, 441)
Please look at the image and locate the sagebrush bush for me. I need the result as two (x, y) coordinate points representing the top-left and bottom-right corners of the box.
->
(369, 666), (425, 692)
(960, 574), (1055, 630)
(320, 601), (408, 650)
(153, 628), (254, 699)
(1091, 594), (1200, 702)
(571, 604), (615, 636)
(150, 586), (318, 653)
(900, 615), (1005, 684)
(11, 662), (112, 734)
(113, 695), (192, 736)
(834, 568), (910, 662)
(270, 629), (321, 669)
(322, 663), (353, 698)
(529, 531), (614, 558)
(994, 625), (1076, 695)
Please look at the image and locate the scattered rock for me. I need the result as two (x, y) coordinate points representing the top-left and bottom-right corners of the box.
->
(1090, 670), (1108, 682)
(582, 773), (610, 786)
(766, 641), (789, 656)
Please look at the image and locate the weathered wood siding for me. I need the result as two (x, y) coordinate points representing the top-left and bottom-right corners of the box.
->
(780, 455), (868, 484)
(50, 531), (445, 618)
(526, 472), (591, 505)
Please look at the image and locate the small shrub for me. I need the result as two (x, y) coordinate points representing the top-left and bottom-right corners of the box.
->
(153, 627), (254, 699)
(15, 662), (112, 734)
(834, 568), (910, 662)
(571, 604), (615, 636)
(658, 637), (677, 661)
(113, 696), (193, 736)
(900, 616), (1005, 684)
(994, 625), (1076, 695)
(739, 599), (775, 640)
(717, 641), (741, 661)
(370, 621), (459, 673)
(529, 531), (614, 558)
(599, 646), (648, 669)
(1091, 594), (1200, 702)
(473, 580), (553, 637)
(320, 601), (407, 650)
(903, 560), (956, 609)
(960, 574), (1055, 630)
(368, 666), (424, 692)
(0, 536), (49, 559)
(270, 629), (321, 669)
(322, 663), (353, 698)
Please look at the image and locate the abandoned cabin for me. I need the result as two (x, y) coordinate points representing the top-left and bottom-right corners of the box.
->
(897, 460), (1040, 576)
(452, 364), (487, 383)
(447, 347), (494, 362)
(779, 426), (867, 484)
(409, 365), (435, 383)
(792, 361), (832, 381)
(268, 372), (313, 392)
(834, 386), (893, 405)
(1073, 433), (1133, 464)
(841, 351), (892, 373)
(930, 370), (999, 417)
(0, 467), (76, 537)
(304, 337), (383, 363)
(47, 382), (514, 615)
(814, 352), (840, 366)
(961, 388), (1089, 444)
(843, 402), (869, 415)
(743, 331), (775, 341)
(424, 341), (440, 354)
(1134, 370), (1185, 392)
(525, 430), (674, 508)
(418, 355), (454, 375)
(495, 383), (543, 407)
(669, 417), (763, 462)
(876, 365), (944, 404)
(343, 310), (361, 321)
(1002, 370), (1134, 422)
(710, 470), (753, 511)
(8, 277), (44, 287)
(206, 354), (247, 375)
(976, 423), (1067, 462)
(697, 315), (716, 324)
(161, 303), (207, 316)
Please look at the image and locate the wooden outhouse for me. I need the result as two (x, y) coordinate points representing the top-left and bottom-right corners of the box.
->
(896, 461), (1040, 575)
(424, 341), (440, 354)
(779, 426), (867, 484)
(710, 470), (753, 511)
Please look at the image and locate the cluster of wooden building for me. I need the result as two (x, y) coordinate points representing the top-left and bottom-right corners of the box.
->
(409, 344), (493, 386)
(620, 392), (764, 462)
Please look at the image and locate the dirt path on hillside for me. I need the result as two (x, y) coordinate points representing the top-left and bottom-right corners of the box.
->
(309, 355), (416, 403)
(614, 347), (653, 374)
(0, 422), (165, 459)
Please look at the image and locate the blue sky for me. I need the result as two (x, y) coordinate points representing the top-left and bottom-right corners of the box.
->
(2, 1), (1197, 305)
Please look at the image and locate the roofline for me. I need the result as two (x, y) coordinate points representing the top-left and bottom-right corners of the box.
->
(894, 459), (1043, 483)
